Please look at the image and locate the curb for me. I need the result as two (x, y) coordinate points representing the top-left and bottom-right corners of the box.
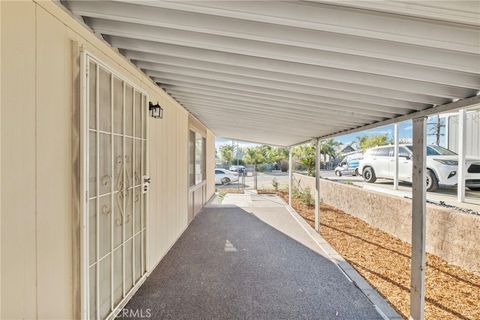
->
(285, 204), (403, 320)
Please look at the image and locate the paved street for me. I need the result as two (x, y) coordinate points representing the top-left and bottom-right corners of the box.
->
(319, 170), (480, 212)
(217, 171), (480, 212)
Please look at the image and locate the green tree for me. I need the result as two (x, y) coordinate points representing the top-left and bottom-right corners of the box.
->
(263, 146), (289, 167)
(356, 134), (391, 151)
(293, 143), (316, 176)
(320, 139), (341, 162)
(219, 145), (234, 164)
(243, 147), (265, 170)
(259, 145), (273, 162)
(278, 147), (289, 159)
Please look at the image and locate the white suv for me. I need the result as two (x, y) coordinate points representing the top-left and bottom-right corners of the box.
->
(359, 145), (480, 192)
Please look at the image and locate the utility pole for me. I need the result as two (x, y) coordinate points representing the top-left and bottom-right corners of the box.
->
(236, 141), (239, 166)
(231, 140), (235, 167)
(427, 114), (445, 146)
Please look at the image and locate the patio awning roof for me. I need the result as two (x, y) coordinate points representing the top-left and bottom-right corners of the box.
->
(64, 0), (480, 146)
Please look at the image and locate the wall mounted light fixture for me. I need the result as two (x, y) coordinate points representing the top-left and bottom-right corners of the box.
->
(149, 102), (164, 119)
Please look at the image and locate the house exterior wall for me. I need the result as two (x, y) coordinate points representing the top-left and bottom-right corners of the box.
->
(447, 107), (480, 158)
(206, 130), (216, 199)
(0, 1), (215, 318)
(187, 114), (215, 220)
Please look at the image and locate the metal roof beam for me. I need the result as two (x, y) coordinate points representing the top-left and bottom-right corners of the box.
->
(61, 0), (480, 147)
(159, 78), (417, 117)
(191, 113), (332, 136)
(138, 61), (447, 105)
(111, 0), (480, 53)
(164, 86), (404, 118)
(173, 96), (378, 126)
(84, 15), (479, 73)
(183, 104), (367, 128)
(152, 73), (426, 110)
(170, 92), (386, 123)
(186, 114), (347, 136)
(308, 0), (480, 26)
(107, 35), (480, 89)
(125, 50), (476, 99)
(202, 126), (308, 147)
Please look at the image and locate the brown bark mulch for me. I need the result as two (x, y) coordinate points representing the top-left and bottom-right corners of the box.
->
(257, 189), (278, 194)
(217, 188), (244, 194)
(276, 191), (480, 320)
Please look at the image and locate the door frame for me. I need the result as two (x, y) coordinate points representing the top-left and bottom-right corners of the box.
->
(80, 49), (150, 320)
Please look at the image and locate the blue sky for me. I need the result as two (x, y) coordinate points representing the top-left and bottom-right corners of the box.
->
(216, 117), (446, 148)
(334, 120), (412, 145)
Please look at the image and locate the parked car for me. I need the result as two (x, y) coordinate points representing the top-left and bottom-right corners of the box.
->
(229, 165), (246, 173)
(334, 151), (363, 176)
(215, 168), (239, 185)
(358, 145), (480, 192)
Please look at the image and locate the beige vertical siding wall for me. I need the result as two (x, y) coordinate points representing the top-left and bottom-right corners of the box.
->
(206, 130), (216, 199)
(187, 114), (216, 215)
(1, 2), (37, 318)
(0, 1), (215, 318)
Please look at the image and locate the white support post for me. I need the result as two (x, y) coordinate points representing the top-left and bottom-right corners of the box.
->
(394, 123), (399, 190)
(457, 109), (466, 202)
(288, 147), (293, 206)
(314, 139), (321, 232)
(445, 115), (450, 150)
(410, 117), (427, 320)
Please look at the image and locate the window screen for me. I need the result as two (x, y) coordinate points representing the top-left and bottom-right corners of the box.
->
(188, 130), (195, 187)
(195, 133), (204, 185)
(189, 131), (206, 186)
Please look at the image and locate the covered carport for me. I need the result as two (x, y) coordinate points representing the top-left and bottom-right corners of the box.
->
(63, 1), (480, 319)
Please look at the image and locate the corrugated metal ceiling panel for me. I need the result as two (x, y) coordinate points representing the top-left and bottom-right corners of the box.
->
(63, 0), (480, 146)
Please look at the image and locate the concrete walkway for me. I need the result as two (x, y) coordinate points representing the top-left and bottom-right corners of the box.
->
(125, 193), (390, 319)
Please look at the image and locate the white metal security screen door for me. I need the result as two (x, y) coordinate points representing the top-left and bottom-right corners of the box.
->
(82, 54), (148, 320)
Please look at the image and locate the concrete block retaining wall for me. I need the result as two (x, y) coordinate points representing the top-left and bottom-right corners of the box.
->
(292, 173), (480, 274)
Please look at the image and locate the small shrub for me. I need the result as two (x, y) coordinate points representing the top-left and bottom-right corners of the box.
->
(279, 160), (289, 172)
(272, 178), (279, 191)
(292, 186), (314, 207)
(218, 192), (226, 202)
(302, 187), (315, 207)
